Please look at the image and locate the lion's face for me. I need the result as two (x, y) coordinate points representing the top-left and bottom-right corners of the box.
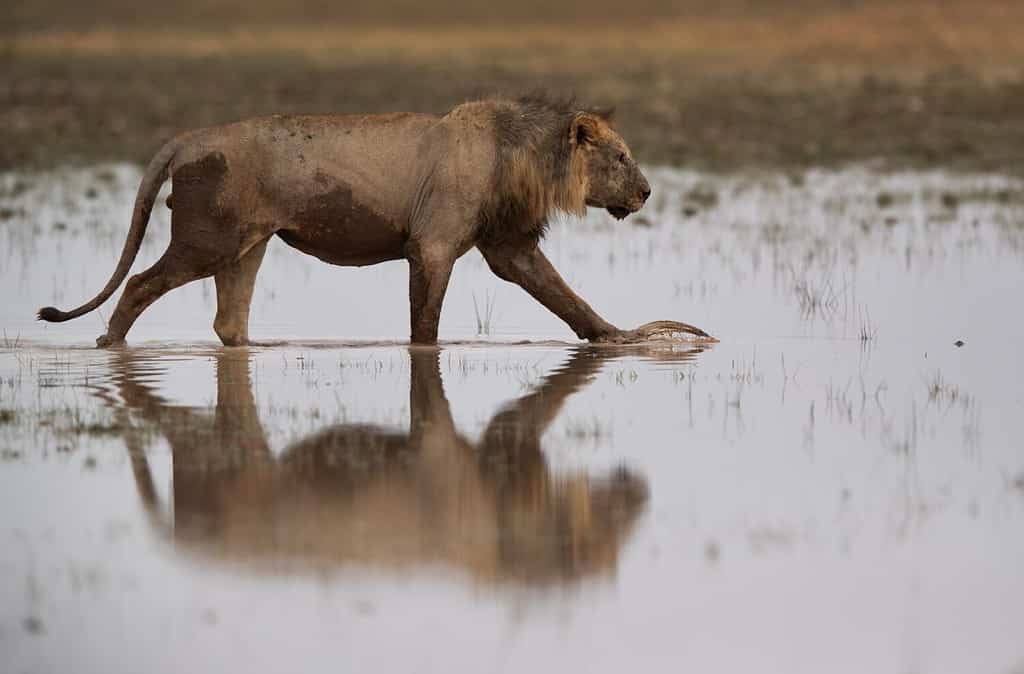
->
(573, 115), (651, 220)
(498, 465), (649, 581)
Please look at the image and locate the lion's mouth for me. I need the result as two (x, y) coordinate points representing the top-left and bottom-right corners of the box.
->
(607, 206), (631, 220)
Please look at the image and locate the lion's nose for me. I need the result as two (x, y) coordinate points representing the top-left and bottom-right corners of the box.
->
(640, 187), (651, 201)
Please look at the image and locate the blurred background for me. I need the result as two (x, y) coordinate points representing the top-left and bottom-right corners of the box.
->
(3, 0), (1024, 172)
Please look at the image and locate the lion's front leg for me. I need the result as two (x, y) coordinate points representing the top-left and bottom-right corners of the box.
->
(477, 241), (618, 341)
(408, 241), (456, 345)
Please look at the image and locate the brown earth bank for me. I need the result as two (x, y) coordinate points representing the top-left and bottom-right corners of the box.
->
(4, 1), (1024, 172)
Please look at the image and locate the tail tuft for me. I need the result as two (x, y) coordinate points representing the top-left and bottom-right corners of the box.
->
(36, 134), (179, 328)
(37, 306), (67, 322)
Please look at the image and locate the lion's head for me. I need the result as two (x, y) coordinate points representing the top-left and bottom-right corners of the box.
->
(481, 95), (653, 240)
(569, 113), (651, 220)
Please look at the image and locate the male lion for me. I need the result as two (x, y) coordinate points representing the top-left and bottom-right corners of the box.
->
(38, 95), (711, 346)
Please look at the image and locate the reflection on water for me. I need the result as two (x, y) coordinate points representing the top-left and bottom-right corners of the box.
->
(111, 345), (699, 584)
(3, 164), (1024, 674)
(2, 338), (1024, 674)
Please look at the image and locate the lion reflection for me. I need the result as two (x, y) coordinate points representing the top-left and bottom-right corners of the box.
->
(114, 345), (702, 585)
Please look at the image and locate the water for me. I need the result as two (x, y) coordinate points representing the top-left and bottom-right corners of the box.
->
(1, 164), (1023, 674)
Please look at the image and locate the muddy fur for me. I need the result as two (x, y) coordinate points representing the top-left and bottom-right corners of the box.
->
(479, 94), (615, 241)
(37, 94), (678, 347)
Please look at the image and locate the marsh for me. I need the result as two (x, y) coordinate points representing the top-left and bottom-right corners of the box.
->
(4, 2), (1024, 670)
(2, 163), (1023, 674)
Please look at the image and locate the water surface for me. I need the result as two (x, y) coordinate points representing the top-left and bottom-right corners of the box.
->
(1, 165), (1023, 674)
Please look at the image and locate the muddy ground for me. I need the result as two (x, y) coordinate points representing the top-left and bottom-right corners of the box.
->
(4, 0), (1024, 172)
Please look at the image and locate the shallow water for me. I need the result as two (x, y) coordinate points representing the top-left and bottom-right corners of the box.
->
(1, 165), (1024, 674)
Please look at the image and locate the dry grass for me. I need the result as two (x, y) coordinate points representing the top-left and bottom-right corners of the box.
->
(4, 1), (1024, 171)
(7, 3), (1024, 76)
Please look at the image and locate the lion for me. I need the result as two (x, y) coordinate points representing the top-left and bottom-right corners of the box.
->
(37, 94), (711, 346)
(107, 345), (705, 584)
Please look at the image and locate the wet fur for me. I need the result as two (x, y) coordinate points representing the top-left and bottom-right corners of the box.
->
(479, 95), (607, 241)
(37, 94), (658, 346)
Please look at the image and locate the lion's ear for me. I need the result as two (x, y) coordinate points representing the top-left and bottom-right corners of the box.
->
(588, 106), (616, 124)
(570, 113), (602, 146)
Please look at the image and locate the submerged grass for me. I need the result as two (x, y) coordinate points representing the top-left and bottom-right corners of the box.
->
(925, 371), (974, 410)
(563, 416), (612, 442)
(857, 306), (878, 343)
(472, 291), (497, 336)
(790, 265), (844, 320)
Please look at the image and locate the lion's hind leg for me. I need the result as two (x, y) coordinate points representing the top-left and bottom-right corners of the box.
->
(213, 239), (269, 347)
(97, 243), (228, 348)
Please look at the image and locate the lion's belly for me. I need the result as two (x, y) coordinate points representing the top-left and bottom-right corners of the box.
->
(275, 184), (407, 267)
(277, 227), (406, 267)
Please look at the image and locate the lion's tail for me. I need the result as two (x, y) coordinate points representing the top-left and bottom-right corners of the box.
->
(37, 136), (183, 323)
